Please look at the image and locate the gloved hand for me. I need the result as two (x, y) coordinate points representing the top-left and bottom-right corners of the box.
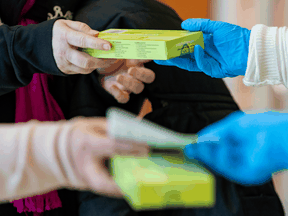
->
(154, 19), (251, 78)
(184, 111), (288, 185)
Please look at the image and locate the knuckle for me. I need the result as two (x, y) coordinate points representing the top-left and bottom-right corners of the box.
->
(56, 53), (69, 70)
(55, 19), (65, 27)
(82, 68), (94, 74)
(81, 58), (90, 69)
(77, 22), (90, 32)
(128, 78), (134, 88)
(139, 70), (146, 79)
(128, 67), (136, 76)
(64, 49), (72, 62)
(78, 35), (86, 47)
(62, 30), (68, 41)
(116, 74), (124, 83)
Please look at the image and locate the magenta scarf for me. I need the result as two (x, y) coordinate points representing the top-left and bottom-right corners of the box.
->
(12, 0), (65, 215)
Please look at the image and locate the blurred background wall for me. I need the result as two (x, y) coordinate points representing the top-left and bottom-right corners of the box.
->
(211, 0), (288, 111)
(157, 0), (209, 20)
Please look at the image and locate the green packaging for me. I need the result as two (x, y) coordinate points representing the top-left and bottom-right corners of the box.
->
(110, 152), (215, 211)
(107, 108), (215, 211)
(83, 29), (204, 60)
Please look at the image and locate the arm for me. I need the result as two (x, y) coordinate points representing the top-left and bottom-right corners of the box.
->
(0, 19), (113, 96)
(0, 118), (149, 201)
(0, 20), (63, 96)
(0, 120), (79, 201)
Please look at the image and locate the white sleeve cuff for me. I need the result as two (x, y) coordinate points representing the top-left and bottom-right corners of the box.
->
(243, 24), (288, 88)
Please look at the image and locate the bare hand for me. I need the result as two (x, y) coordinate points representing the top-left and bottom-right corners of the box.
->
(98, 59), (155, 103)
(69, 118), (149, 197)
(52, 20), (112, 75)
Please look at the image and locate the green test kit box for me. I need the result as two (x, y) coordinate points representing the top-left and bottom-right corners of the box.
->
(83, 29), (204, 60)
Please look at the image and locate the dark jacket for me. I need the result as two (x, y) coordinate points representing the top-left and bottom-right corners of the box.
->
(0, 0), (284, 216)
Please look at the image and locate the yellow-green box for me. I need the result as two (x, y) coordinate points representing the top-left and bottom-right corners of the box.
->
(110, 154), (215, 211)
(83, 29), (204, 60)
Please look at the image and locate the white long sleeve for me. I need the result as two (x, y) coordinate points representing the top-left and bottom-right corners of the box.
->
(0, 120), (86, 202)
(243, 24), (288, 87)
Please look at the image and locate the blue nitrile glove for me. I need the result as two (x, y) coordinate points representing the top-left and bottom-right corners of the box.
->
(184, 111), (288, 185)
(155, 19), (251, 78)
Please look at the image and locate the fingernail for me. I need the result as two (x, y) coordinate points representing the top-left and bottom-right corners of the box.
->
(103, 44), (111, 51)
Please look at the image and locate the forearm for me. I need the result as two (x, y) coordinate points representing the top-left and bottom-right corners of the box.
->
(0, 120), (83, 201)
(0, 19), (65, 96)
(273, 171), (288, 216)
(244, 24), (288, 88)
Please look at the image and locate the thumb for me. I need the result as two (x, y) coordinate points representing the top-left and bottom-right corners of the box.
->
(84, 157), (123, 197)
(181, 19), (222, 34)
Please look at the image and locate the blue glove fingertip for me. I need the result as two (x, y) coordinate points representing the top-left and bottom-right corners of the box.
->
(184, 143), (197, 159)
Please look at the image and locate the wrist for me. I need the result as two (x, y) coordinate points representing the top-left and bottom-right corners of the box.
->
(237, 28), (251, 77)
(31, 121), (70, 187)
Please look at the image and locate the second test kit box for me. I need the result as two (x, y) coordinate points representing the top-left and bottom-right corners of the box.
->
(83, 29), (204, 60)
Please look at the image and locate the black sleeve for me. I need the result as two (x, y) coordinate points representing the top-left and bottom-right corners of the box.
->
(0, 19), (65, 96)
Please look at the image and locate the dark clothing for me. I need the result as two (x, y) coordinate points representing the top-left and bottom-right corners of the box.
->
(0, 0), (285, 216)
(0, 1), (80, 215)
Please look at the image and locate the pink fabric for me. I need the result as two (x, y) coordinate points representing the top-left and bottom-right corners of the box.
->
(12, 0), (65, 215)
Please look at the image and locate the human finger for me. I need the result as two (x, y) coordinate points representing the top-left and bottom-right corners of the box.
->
(181, 18), (225, 34)
(65, 27), (111, 50)
(97, 59), (125, 74)
(59, 64), (95, 75)
(112, 139), (150, 157)
(64, 20), (100, 37)
(116, 73), (144, 94)
(163, 55), (201, 72)
(128, 67), (155, 84)
(126, 59), (152, 67)
(83, 157), (123, 197)
(105, 84), (130, 104)
(65, 48), (101, 70)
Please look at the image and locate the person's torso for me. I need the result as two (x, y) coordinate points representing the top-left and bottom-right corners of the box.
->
(0, 0), (79, 25)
